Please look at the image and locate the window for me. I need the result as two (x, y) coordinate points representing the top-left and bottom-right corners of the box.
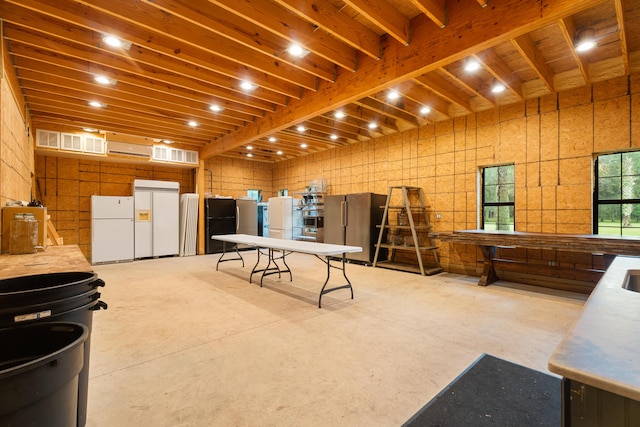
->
(481, 165), (515, 230)
(594, 151), (640, 236)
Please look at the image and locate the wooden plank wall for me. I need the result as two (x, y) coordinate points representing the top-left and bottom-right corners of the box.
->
(204, 156), (274, 199)
(34, 155), (195, 260)
(272, 73), (640, 290)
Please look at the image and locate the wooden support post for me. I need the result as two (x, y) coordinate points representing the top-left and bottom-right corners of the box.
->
(479, 245), (499, 286)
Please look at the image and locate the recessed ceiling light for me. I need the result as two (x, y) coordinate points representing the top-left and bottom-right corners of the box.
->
(247, 146), (253, 150)
(102, 35), (131, 50)
(287, 43), (310, 58)
(94, 75), (115, 85)
(103, 35), (122, 48)
(83, 127), (98, 133)
(88, 101), (105, 108)
(575, 29), (597, 53)
(330, 134), (338, 140)
(162, 139), (173, 144)
(188, 120), (198, 127)
(300, 143), (308, 148)
(334, 110), (346, 119)
(277, 150), (283, 155)
(387, 90), (400, 100)
(209, 104), (223, 112)
(575, 39), (596, 52)
(247, 153), (253, 158)
(368, 122), (378, 129)
(491, 80), (506, 94)
(296, 125), (306, 132)
(464, 58), (481, 72)
(268, 136), (277, 142)
(420, 106), (431, 115)
(240, 80), (257, 91)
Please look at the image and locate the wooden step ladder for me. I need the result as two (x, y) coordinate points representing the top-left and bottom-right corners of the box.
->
(373, 186), (442, 275)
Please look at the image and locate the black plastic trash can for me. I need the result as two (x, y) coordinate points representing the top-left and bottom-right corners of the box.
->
(0, 272), (107, 427)
(0, 322), (88, 427)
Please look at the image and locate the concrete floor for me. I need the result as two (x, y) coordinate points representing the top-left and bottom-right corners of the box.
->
(85, 251), (586, 426)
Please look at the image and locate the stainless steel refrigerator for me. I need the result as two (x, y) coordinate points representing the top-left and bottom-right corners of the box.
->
(236, 198), (258, 236)
(324, 192), (387, 264)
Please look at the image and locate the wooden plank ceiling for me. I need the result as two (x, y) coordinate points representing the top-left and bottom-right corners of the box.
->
(1, 0), (638, 163)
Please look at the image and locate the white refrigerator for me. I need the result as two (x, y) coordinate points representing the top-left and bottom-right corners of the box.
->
(134, 179), (180, 258)
(268, 196), (293, 239)
(91, 196), (134, 264)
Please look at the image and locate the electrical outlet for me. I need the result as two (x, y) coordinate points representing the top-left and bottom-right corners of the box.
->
(435, 213), (442, 219)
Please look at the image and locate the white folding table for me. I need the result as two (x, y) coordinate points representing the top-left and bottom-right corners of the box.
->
(212, 234), (362, 308)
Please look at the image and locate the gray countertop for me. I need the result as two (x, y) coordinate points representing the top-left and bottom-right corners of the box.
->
(549, 256), (640, 400)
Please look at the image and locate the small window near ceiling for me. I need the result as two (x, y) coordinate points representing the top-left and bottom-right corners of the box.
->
(595, 151), (640, 236)
(481, 164), (515, 230)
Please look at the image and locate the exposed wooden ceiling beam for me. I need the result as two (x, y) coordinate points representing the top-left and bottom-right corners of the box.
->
(394, 81), (451, 118)
(340, 104), (399, 135)
(613, 0), (630, 75)
(414, 73), (474, 112)
(557, 17), (591, 84)
(27, 96), (225, 141)
(307, 116), (367, 141)
(19, 72), (232, 137)
(356, 97), (421, 127)
(2, 0), (304, 98)
(12, 54), (260, 125)
(272, 0), (382, 60)
(472, 50), (524, 100)
(511, 34), (556, 93)
(411, 0), (446, 28)
(6, 39), (271, 119)
(208, 0), (357, 72)
(140, 0), (336, 83)
(201, 0), (608, 159)
(343, 0), (411, 46)
(1, 13), (288, 108)
(437, 67), (496, 107)
(71, 0), (317, 89)
(15, 58), (251, 129)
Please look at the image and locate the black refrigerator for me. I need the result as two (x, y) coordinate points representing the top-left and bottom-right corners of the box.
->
(205, 198), (236, 254)
(324, 192), (387, 264)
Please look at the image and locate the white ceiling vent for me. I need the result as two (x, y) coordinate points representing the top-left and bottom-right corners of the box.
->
(106, 141), (152, 158)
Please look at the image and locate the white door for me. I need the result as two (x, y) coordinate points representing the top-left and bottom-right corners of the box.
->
(135, 190), (153, 258)
(152, 191), (179, 256)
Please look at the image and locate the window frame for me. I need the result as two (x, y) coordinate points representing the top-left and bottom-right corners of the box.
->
(480, 164), (515, 231)
(593, 150), (640, 235)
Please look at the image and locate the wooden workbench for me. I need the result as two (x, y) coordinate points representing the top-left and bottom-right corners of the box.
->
(432, 230), (640, 289)
(0, 245), (92, 280)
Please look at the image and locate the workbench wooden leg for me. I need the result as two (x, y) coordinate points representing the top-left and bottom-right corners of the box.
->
(479, 245), (499, 286)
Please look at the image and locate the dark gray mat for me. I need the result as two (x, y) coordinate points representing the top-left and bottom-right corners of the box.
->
(403, 353), (561, 426)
